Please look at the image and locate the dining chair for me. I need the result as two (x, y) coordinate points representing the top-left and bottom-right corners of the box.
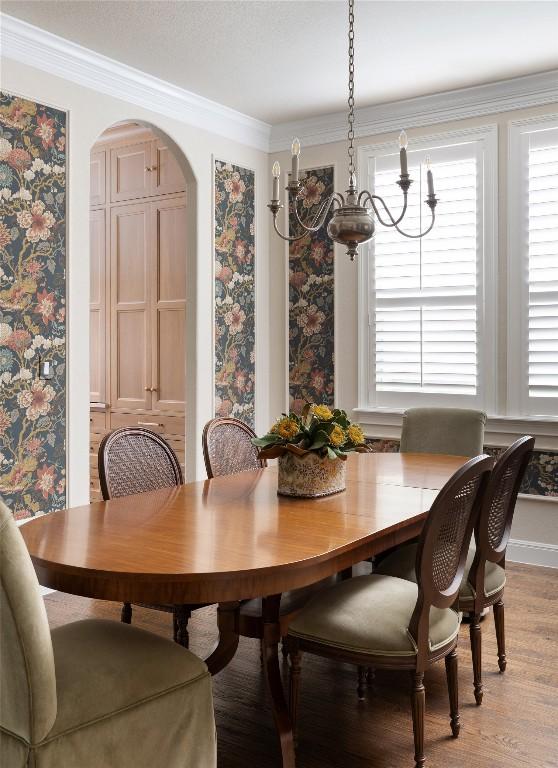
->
(377, 436), (535, 704)
(286, 454), (493, 768)
(400, 407), (487, 457)
(202, 416), (335, 659)
(0, 499), (217, 768)
(202, 416), (266, 478)
(98, 427), (198, 648)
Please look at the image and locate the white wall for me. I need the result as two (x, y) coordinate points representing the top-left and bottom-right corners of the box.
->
(1, 57), (271, 506)
(269, 102), (558, 563)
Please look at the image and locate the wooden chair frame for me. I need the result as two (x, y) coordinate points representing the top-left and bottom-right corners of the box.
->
(287, 454), (494, 768)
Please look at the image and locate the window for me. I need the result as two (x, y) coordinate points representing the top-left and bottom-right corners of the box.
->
(509, 117), (558, 417)
(358, 126), (497, 411)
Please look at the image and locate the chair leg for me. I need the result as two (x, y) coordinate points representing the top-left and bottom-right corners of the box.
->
(469, 613), (483, 705)
(410, 671), (426, 768)
(357, 666), (367, 701)
(174, 606), (191, 648)
(493, 599), (506, 672)
(445, 649), (460, 737)
(121, 602), (132, 624)
(281, 636), (289, 659)
(289, 643), (303, 732)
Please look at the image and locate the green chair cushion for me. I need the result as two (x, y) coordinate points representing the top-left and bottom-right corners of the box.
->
(48, 619), (211, 740)
(288, 574), (460, 657)
(376, 544), (506, 606)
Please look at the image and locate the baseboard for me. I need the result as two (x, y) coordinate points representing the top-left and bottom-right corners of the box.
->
(506, 539), (558, 568)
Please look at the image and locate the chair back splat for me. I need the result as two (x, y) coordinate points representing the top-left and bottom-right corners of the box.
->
(410, 454), (493, 668)
(202, 417), (266, 479)
(98, 427), (183, 500)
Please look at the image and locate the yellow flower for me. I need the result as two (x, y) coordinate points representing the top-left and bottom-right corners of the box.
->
(313, 404), (333, 421)
(329, 425), (346, 447)
(347, 424), (365, 445)
(272, 417), (300, 441)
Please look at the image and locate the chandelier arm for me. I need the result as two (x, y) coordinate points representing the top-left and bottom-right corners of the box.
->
(271, 215), (314, 244)
(359, 190), (409, 228)
(392, 207), (437, 239)
(292, 194), (336, 234)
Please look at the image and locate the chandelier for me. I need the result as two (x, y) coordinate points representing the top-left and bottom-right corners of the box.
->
(268, 0), (438, 260)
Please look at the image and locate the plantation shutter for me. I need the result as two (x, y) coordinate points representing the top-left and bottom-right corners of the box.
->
(526, 127), (558, 402)
(370, 141), (482, 404)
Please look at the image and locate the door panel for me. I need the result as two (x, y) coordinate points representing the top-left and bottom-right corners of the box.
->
(153, 139), (186, 196)
(151, 197), (186, 412)
(155, 308), (185, 408)
(90, 150), (106, 207)
(110, 142), (152, 202)
(89, 209), (106, 402)
(111, 203), (151, 410)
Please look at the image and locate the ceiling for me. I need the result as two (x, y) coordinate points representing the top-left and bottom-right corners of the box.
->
(3, 1), (558, 125)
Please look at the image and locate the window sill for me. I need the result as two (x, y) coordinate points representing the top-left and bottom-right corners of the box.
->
(352, 407), (558, 450)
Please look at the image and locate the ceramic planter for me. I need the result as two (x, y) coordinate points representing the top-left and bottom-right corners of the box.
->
(277, 451), (346, 498)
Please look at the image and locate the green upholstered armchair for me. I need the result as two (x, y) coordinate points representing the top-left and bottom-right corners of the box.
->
(0, 501), (217, 768)
(400, 407), (487, 457)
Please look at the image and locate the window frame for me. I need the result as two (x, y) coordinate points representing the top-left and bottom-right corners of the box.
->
(508, 114), (558, 418)
(357, 124), (498, 413)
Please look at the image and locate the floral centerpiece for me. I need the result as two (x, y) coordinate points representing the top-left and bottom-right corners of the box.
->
(252, 404), (369, 497)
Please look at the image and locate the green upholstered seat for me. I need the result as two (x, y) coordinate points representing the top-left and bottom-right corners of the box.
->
(400, 407), (486, 457)
(376, 544), (506, 606)
(288, 574), (460, 657)
(0, 501), (217, 768)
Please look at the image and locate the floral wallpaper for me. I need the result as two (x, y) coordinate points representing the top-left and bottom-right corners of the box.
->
(289, 166), (335, 414)
(0, 93), (66, 519)
(366, 438), (557, 497)
(214, 161), (255, 427)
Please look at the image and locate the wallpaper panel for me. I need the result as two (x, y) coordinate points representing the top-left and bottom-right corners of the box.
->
(0, 93), (67, 519)
(289, 166), (335, 414)
(214, 160), (255, 427)
(366, 438), (557, 497)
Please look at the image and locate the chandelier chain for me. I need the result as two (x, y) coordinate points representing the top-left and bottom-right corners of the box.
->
(347, 0), (355, 179)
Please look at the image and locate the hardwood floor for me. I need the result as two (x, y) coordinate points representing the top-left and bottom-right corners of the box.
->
(44, 562), (558, 768)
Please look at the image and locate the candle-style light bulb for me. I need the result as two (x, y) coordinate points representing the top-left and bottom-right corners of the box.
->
(272, 161), (280, 200)
(399, 129), (408, 176)
(425, 155), (435, 197)
(291, 137), (301, 182)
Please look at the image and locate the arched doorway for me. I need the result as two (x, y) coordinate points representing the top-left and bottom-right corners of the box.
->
(88, 121), (194, 499)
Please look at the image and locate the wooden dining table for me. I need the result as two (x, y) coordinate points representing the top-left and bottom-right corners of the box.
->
(21, 451), (466, 768)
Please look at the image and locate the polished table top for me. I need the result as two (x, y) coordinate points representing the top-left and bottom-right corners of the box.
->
(21, 453), (465, 605)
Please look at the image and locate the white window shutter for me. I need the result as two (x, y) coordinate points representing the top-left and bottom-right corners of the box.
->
(527, 129), (558, 402)
(371, 144), (480, 400)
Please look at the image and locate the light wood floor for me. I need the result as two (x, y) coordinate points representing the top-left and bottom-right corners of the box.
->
(45, 562), (558, 768)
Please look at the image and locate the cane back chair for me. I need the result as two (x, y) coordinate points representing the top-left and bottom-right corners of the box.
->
(98, 427), (199, 648)
(286, 454), (493, 768)
(377, 436), (534, 704)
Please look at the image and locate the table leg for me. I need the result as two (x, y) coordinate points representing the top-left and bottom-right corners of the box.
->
(262, 594), (296, 768)
(205, 601), (240, 676)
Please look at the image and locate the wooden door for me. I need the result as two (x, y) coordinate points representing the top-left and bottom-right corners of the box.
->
(110, 142), (152, 203)
(111, 203), (152, 410)
(150, 196), (186, 412)
(152, 139), (186, 197)
(90, 150), (106, 206)
(90, 209), (107, 403)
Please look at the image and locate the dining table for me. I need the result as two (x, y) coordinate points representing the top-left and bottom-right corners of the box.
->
(21, 451), (467, 768)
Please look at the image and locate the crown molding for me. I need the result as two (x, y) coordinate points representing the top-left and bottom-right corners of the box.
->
(0, 13), (272, 152)
(270, 69), (558, 152)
